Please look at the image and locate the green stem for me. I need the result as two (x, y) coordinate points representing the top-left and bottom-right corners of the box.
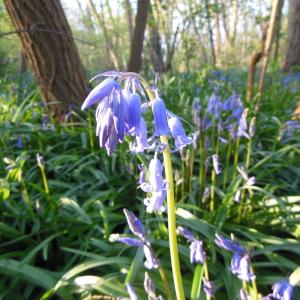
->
(189, 147), (195, 194)
(158, 265), (173, 300)
(139, 75), (185, 300)
(203, 261), (211, 300)
(199, 134), (206, 205)
(37, 163), (54, 211)
(181, 157), (185, 202)
(191, 264), (204, 300)
(245, 138), (252, 170)
(233, 137), (240, 180)
(88, 111), (95, 153)
(222, 136), (232, 190)
(250, 264), (258, 300)
(210, 134), (220, 212)
(19, 176), (34, 219)
(161, 136), (185, 300)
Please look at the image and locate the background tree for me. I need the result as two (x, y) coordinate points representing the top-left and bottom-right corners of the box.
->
(4, 0), (87, 119)
(283, 0), (300, 71)
(127, 0), (150, 72)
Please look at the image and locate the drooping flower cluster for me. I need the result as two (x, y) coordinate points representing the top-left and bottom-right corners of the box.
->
(111, 209), (159, 269)
(81, 72), (192, 155)
(215, 234), (255, 282)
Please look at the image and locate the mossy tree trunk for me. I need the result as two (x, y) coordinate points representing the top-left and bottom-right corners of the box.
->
(4, 0), (87, 120)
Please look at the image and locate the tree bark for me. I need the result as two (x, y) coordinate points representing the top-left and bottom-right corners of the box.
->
(204, 0), (216, 67)
(246, 23), (268, 101)
(273, 0), (284, 62)
(283, 0), (300, 71)
(4, 0), (87, 120)
(127, 0), (149, 73)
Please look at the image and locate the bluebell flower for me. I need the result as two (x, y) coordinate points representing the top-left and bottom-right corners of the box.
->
(215, 234), (245, 254)
(234, 189), (241, 203)
(127, 93), (142, 135)
(144, 272), (164, 300)
(81, 77), (117, 110)
(127, 283), (138, 300)
(98, 108), (119, 155)
(152, 98), (169, 136)
(240, 288), (251, 300)
(193, 97), (201, 128)
(245, 176), (256, 186)
(177, 226), (195, 242)
(177, 226), (206, 264)
(190, 240), (206, 264)
(212, 154), (222, 175)
(112, 89), (127, 141)
(123, 209), (145, 238)
(137, 164), (145, 185)
(237, 166), (256, 187)
(231, 252), (255, 282)
(271, 280), (293, 300)
(130, 117), (150, 153)
(215, 234), (255, 282)
(143, 245), (159, 269)
(82, 71), (193, 155)
(167, 116), (192, 149)
(36, 153), (45, 167)
(249, 117), (256, 138)
(140, 157), (168, 213)
(143, 190), (166, 213)
(116, 237), (144, 247)
(223, 93), (238, 111)
(17, 137), (23, 149)
(237, 109), (250, 139)
(207, 93), (223, 119)
(113, 209), (159, 270)
(203, 278), (215, 298)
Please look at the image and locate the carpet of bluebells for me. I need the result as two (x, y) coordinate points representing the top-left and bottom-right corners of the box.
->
(0, 69), (300, 300)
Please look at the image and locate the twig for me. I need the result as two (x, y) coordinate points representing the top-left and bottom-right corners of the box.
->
(0, 26), (96, 46)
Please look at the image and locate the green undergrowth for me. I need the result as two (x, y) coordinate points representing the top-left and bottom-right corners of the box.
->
(0, 70), (299, 299)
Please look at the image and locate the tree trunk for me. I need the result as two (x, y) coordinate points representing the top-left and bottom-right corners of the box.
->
(283, 0), (300, 71)
(127, 0), (149, 73)
(19, 50), (27, 75)
(273, 0), (284, 62)
(4, 0), (87, 120)
(204, 0), (216, 67)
